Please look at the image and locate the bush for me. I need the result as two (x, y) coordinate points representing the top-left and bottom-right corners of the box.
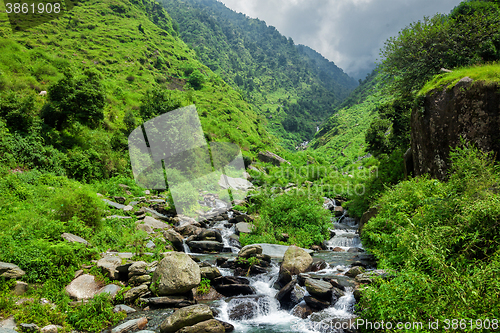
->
(67, 294), (126, 333)
(42, 69), (106, 130)
(243, 192), (331, 248)
(359, 144), (500, 327)
(52, 184), (106, 229)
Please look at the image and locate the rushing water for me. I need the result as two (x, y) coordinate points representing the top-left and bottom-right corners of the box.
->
(207, 201), (368, 333)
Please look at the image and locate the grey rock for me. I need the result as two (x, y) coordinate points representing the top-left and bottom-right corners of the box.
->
(200, 266), (222, 281)
(142, 216), (169, 230)
(159, 304), (213, 333)
(345, 266), (365, 278)
(103, 199), (125, 210)
(253, 243), (313, 258)
(12, 281), (28, 295)
(65, 274), (100, 300)
(129, 261), (148, 277)
(113, 304), (136, 314)
(40, 325), (58, 333)
(257, 151), (291, 166)
(20, 324), (39, 333)
(123, 285), (149, 302)
(163, 229), (184, 252)
(238, 244), (262, 259)
(235, 222), (254, 235)
(97, 284), (121, 298)
(282, 245), (313, 275)
(146, 296), (195, 308)
(186, 241), (224, 253)
(152, 252), (201, 295)
(129, 275), (151, 285)
(97, 256), (122, 280)
(61, 233), (89, 246)
(111, 318), (147, 333)
(305, 278), (332, 300)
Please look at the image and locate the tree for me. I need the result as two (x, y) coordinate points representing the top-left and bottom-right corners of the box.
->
(139, 88), (182, 120)
(187, 69), (205, 90)
(379, 1), (500, 96)
(42, 69), (105, 130)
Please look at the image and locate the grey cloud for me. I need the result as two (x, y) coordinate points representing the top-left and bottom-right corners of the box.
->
(218, 0), (463, 79)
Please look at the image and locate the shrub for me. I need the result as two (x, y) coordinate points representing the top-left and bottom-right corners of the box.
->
(52, 184), (106, 229)
(359, 144), (500, 326)
(244, 192), (331, 248)
(67, 294), (126, 333)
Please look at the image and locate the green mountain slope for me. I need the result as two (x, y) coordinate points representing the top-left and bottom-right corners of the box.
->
(0, 0), (275, 180)
(158, 0), (357, 148)
(311, 71), (389, 167)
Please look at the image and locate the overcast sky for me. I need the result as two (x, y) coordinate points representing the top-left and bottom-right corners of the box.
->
(217, 0), (463, 79)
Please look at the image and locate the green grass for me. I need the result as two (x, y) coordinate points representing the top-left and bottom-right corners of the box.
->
(0, 0), (278, 183)
(419, 63), (500, 96)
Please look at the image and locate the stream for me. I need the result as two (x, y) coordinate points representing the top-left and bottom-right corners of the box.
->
(113, 199), (376, 333)
(187, 200), (374, 333)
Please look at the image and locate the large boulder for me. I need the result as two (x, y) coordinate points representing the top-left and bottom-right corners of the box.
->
(65, 274), (100, 300)
(0, 262), (25, 280)
(304, 278), (332, 300)
(152, 252), (201, 295)
(159, 304), (213, 333)
(281, 245), (313, 275)
(163, 230), (184, 252)
(238, 245), (262, 259)
(411, 78), (500, 180)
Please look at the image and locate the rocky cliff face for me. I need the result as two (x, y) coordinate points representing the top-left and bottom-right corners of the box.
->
(411, 78), (500, 180)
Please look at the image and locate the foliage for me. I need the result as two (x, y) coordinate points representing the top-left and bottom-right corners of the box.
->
(159, 0), (357, 148)
(42, 69), (106, 130)
(242, 192), (331, 248)
(365, 97), (412, 158)
(67, 294), (126, 333)
(139, 88), (183, 120)
(359, 144), (500, 328)
(197, 278), (211, 294)
(51, 184), (106, 229)
(419, 62), (500, 95)
(379, 0), (500, 97)
(0, 0), (276, 183)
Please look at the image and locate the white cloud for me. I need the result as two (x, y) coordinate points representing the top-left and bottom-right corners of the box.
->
(218, 0), (463, 79)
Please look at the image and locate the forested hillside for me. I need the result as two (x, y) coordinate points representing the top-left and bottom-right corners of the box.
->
(158, 0), (357, 148)
(0, 0), (277, 181)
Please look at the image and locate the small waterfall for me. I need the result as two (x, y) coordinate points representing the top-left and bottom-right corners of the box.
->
(182, 239), (191, 254)
(326, 230), (362, 249)
(213, 219), (239, 253)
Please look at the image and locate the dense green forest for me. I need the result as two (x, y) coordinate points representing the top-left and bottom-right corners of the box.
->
(1, 0), (500, 332)
(158, 0), (357, 148)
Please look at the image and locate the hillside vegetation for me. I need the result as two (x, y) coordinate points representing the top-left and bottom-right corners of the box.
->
(0, 0), (276, 182)
(159, 0), (357, 148)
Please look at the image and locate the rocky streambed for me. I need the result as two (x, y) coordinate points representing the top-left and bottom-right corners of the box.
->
(1, 194), (389, 333)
